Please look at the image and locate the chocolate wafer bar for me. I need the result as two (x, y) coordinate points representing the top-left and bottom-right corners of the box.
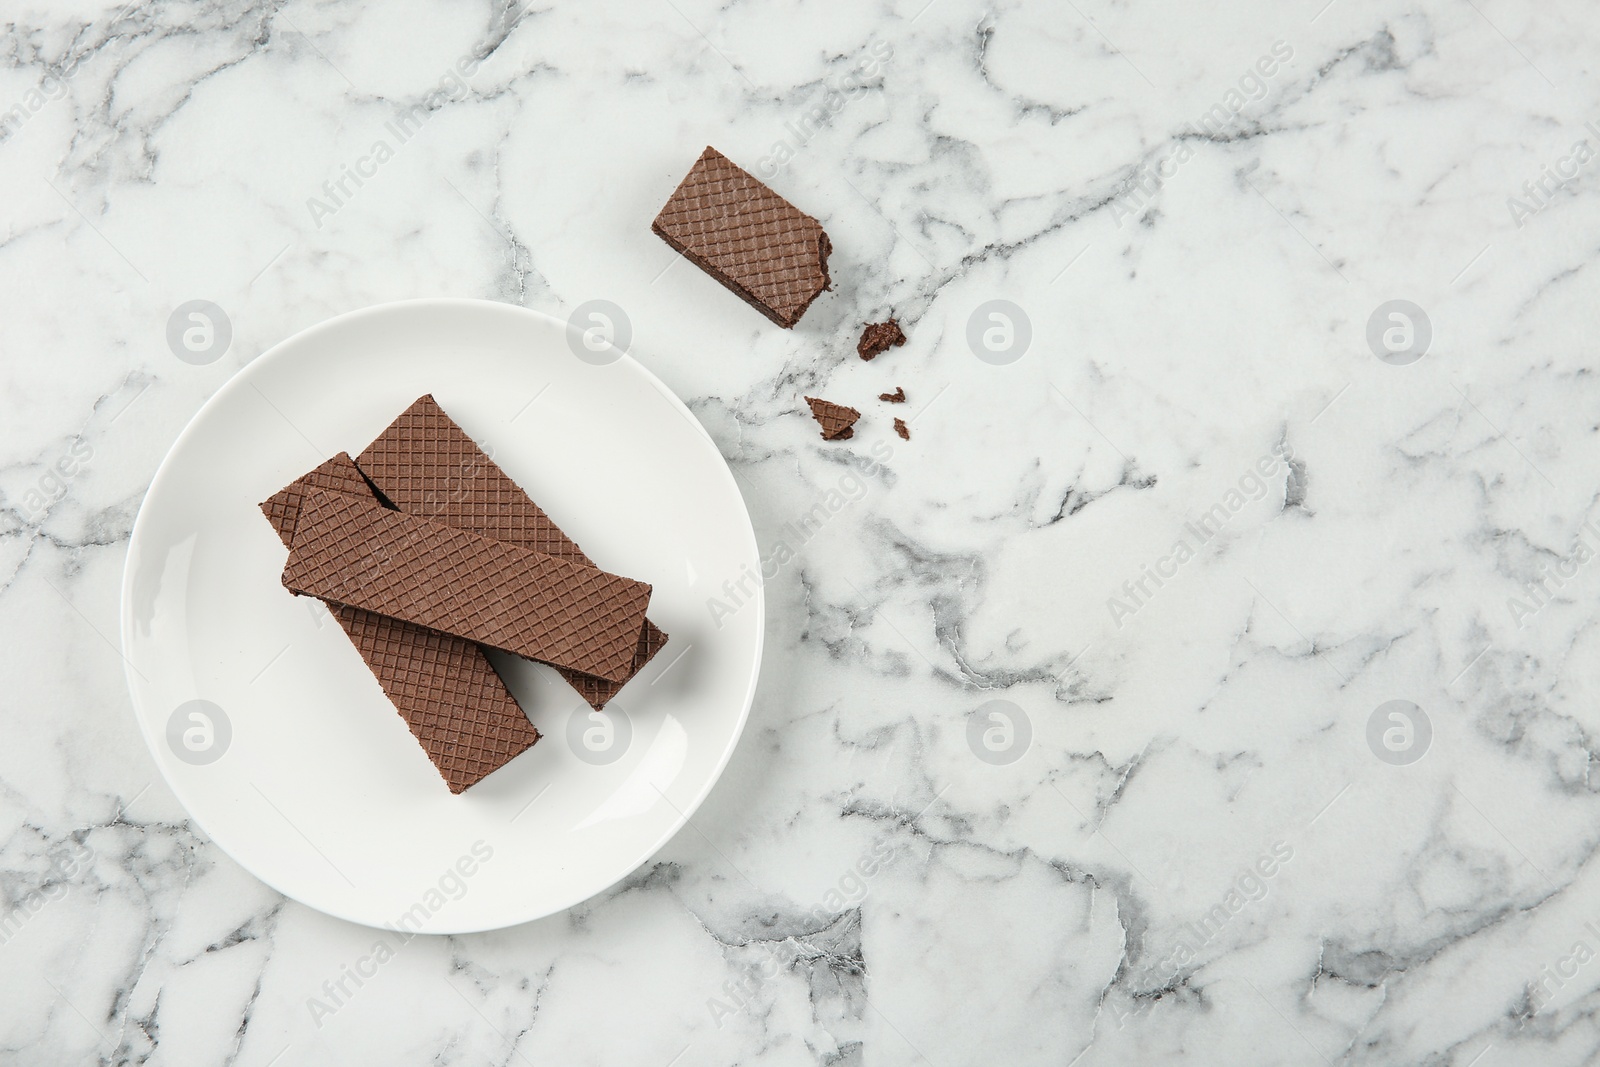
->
(328, 603), (539, 793)
(805, 397), (860, 441)
(652, 146), (831, 328)
(357, 395), (667, 707)
(284, 488), (652, 683)
(261, 452), (373, 544)
(261, 455), (538, 793)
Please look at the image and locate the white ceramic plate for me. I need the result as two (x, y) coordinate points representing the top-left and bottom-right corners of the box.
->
(121, 299), (762, 933)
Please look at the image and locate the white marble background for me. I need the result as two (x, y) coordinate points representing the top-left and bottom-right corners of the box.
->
(3, 0), (1600, 1062)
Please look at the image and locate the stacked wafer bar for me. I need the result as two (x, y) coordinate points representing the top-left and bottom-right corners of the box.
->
(356, 395), (669, 708)
(260, 397), (668, 793)
(283, 489), (651, 681)
(261, 455), (539, 793)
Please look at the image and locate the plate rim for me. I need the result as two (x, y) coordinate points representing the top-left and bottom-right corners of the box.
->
(118, 296), (764, 933)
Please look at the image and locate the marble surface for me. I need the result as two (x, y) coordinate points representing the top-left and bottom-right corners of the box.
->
(4, 0), (1600, 1063)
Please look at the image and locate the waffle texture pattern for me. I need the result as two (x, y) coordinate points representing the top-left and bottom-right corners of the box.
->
(284, 489), (652, 682)
(804, 397), (860, 440)
(260, 454), (537, 793)
(357, 395), (668, 707)
(651, 146), (831, 328)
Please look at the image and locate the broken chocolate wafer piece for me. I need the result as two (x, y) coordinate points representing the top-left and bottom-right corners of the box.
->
(879, 387), (906, 403)
(894, 418), (910, 441)
(261, 455), (538, 794)
(652, 146), (831, 328)
(857, 318), (905, 361)
(261, 452), (374, 545)
(805, 397), (860, 441)
(284, 489), (652, 683)
(356, 395), (668, 708)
